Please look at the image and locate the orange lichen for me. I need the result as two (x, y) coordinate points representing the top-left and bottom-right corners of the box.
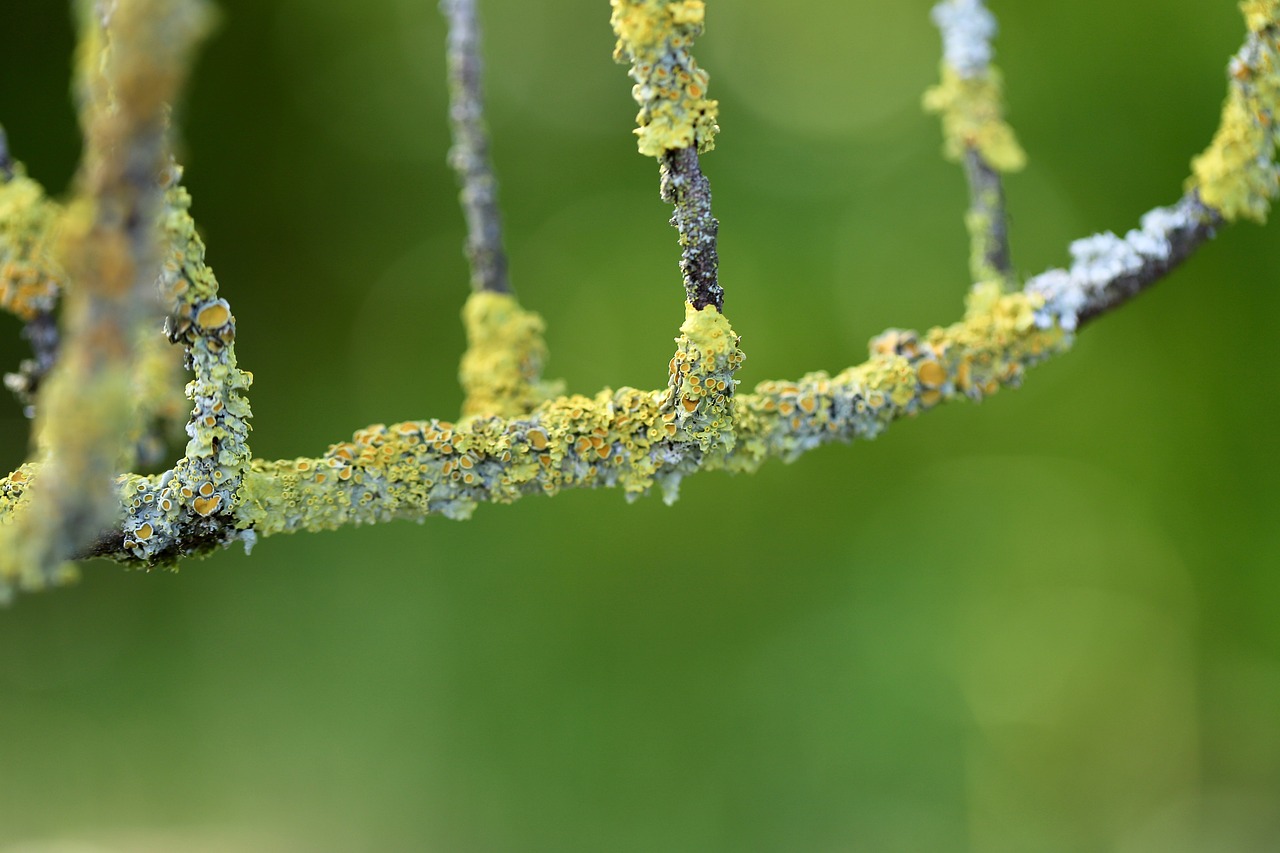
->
(195, 300), (230, 329)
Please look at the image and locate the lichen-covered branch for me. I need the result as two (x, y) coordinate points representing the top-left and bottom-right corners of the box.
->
(0, 0), (1277, 600)
(1189, 0), (1280, 222)
(0, 0), (214, 593)
(612, 1), (723, 311)
(925, 0), (1024, 286)
(442, 0), (560, 419)
(1026, 193), (1220, 331)
(442, 0), (510, 296)
(610, 0), (719, 157)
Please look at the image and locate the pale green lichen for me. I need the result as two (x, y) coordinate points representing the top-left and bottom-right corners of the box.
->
(611, 0), (719, 156)
(1189, 1), (1280, 222)
(459, 291), (561, 418)
(924, 65), (1026, 173)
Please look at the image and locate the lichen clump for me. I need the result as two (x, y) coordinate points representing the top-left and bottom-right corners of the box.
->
(611, 0), (720, 156)
(459, 291), (561, 418)
(0, 170), (62, 321)
(1189, 1), (1280, 221)
(923, 66), (1026, 173)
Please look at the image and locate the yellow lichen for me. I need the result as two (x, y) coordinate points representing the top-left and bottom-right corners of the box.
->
(459, 291), (562, 418)
(923, 65), (1026, 173)
(1189, 5), (1280, 222)
(0, 171), (62, 321)
(611, 0), (719, 156)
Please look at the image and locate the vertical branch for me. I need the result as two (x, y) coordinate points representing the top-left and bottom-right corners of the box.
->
(611, 0), (723, 309)
(660, 146), (721, 311)
(925, 0), (1024, 287)
(443, 0), (558, 419)
(442, 0), (510, 296)
(0, 0), (212, 595)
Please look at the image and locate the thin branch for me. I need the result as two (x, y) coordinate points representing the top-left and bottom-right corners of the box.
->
(660, 146), (722, 311)
(962, 148), (1012, 284)
(442, 0), (510, 295)
(612, 0), (722, 307)
(1027, 193), (1220, 331)
(926, 0), (1024, 286)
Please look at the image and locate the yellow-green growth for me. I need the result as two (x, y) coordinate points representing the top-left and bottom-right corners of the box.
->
(459, 291), (561, 418)
(924, 66), (1026, 173)
(1189, 2), (1280, 222)
(663, 302), (742, 452)
(0, 169), (62, 321)
(611, 0), (719, 156)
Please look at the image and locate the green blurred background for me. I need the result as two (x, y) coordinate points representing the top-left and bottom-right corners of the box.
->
(2, 1), (1278, 850)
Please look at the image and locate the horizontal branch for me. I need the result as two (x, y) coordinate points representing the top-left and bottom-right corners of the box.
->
(0, 0), (1275, 600)
(0, 185), (1212, 575)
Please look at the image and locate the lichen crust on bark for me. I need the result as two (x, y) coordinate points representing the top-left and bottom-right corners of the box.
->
(459, 291), (561, 418)
(1189, 1), (1280, 222)
(923, 65), (1025, 173)
(611, 0), (719, 156)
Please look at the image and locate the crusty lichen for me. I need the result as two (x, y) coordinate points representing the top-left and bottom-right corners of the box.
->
(611, 0), (719, 156)
(231, 294), (1067, 540)
(1189, 1), (1280, 222)
(923, 65), (1026, 173)
(0, 0), (215, 594)
(114, 173), (254, 565)
(459, 291), (561, 418)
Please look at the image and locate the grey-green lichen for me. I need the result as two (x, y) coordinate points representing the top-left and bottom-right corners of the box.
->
(114, 172), (254, 564)
(459, 291), (561, 418)
(1189, 0), (1280, 222)
(611, 0), (719, 157)
(0, 0), (214, 594)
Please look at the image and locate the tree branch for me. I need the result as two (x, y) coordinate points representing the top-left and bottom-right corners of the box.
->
(0, 0), (215, 593)
(925, 0), (1025, 287)
(660, 146), (722, 311)
(442, 0), (559, 420)
(0, 0), (1276, 599)
(441, 0), (511, 296)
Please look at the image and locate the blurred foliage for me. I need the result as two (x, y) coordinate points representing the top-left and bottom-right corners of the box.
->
(1, 1), (1278, 850)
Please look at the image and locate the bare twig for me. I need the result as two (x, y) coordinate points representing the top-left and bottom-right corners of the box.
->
(962, 148), (1012, 283)
(442, 0), (511, 295)
(660, 146), (722, 311)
